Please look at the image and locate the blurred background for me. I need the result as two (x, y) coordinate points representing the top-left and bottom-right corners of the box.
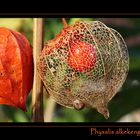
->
(0, 18), (140, 122)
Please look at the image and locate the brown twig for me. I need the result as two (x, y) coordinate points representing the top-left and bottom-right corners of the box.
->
(44, 97), (56, 122)
(96, 18), (133, 28)
(125, 34), (140, 47)
(32, 18), (44, 122)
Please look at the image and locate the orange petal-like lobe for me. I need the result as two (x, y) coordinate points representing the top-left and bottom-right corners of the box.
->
(0, 27), (33, 111)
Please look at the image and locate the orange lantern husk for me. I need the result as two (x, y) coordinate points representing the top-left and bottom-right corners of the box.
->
(0, 27), (33, 111)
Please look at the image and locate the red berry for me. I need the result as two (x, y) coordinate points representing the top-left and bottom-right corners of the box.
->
(67, 41), (96, 72)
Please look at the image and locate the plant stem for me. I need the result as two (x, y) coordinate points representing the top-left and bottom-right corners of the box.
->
(32, 18), (44, 122)
(62, 18), (69, 28)
(44, 97), (56, 122)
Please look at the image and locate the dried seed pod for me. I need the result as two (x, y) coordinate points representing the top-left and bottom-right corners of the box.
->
(37, 21), (129, 119)
(0, 27), (33, 110)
